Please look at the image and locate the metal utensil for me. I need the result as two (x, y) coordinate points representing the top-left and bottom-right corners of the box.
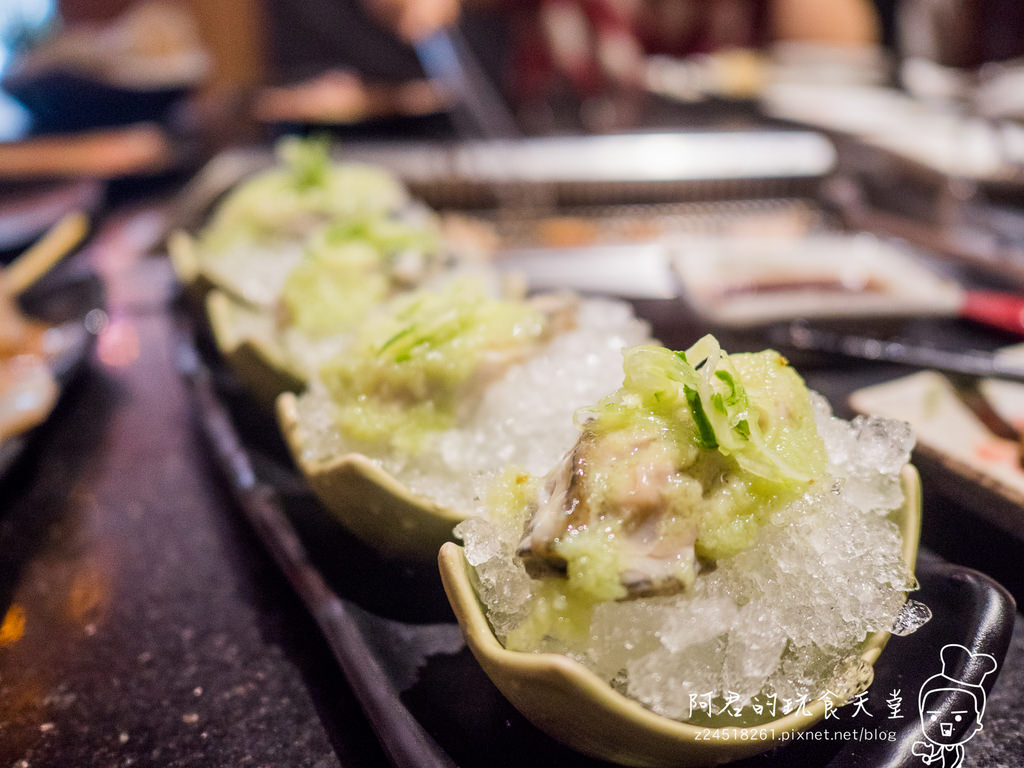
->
(413, 27), (519, 139)
(948, 375), (1021, 441)
(770, 322), (1024, 384)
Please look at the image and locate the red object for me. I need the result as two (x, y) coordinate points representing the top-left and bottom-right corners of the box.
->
(961, 290), (1024, 336)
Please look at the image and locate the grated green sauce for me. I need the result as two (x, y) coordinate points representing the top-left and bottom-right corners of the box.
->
(319, 280), (546, 453)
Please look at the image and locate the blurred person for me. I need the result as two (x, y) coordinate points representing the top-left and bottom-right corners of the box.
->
(265, 0), (424, 85)
(898, 0), (1024, 69)
(365, 0), (881, 102)
(264, 0), (885, 135)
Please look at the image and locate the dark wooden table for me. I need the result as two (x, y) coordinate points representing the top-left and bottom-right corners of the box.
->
(1, 202), (1022, 768)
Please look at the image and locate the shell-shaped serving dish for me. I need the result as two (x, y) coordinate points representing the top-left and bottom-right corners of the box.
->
(438, 464), (922, 768)
(174, 226), (305, 409)
(168, 230), (217, 306)
(205, 289), (304, 409)
(277, 391), (466, 559)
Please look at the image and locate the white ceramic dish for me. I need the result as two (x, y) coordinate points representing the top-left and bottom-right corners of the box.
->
(673, 232), (963, 327)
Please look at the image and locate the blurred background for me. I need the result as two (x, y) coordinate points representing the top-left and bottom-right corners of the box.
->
(2, 0), (1023, 140)
(3, 0), (1023, 247)
(6, 3), (1024, 765)
(3, 0), (1024, 225)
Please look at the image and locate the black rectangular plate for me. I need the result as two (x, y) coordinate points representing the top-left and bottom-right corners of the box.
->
(178, 314), (1017, 768)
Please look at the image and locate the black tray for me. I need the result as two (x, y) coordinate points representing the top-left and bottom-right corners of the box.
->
(178, 316), (1016, 768)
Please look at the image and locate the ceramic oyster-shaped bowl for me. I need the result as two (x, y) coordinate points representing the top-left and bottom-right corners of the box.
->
(438, 464), (922, 768)
(175, 229), (310, 409)
(169, 228), (303, 312)
(277, 391), (465, 559)
(273, 282), (593, 559)
(168, 230), (216, 306)
(205, 289), (304, 408)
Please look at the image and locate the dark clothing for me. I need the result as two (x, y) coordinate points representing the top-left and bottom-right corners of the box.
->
(264, 0), (424, 83)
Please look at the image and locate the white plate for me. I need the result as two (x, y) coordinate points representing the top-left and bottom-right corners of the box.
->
(673, 232), (963, 327)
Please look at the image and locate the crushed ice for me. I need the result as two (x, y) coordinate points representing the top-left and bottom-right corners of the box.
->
(890, 599), (933, 637)
(296, 298), (650, 513)
(458, 388), (930, 721)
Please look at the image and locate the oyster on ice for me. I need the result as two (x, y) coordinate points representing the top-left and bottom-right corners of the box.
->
(318, 280), (578, 452)
(517, 336), (828, 599)
(518, 429), (700, 597)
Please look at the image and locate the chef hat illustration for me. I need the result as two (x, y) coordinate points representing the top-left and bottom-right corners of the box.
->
(918, 643), (998, 718)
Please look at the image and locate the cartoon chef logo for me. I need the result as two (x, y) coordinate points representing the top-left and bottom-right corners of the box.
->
(912, 644), (998, 767)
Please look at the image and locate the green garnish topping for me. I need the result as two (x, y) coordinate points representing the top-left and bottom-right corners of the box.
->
(280, 240), (389, 336)
(320, 279), (547, 452)
(685, 385), (718, 449)
(598, 337), (823, 484)
(279, 212), (442, 337)
(379, 326), (414, 354)
(278, 134), (330, 189)
(321, 214), (439, 259)
(577, 336), (827, 561)
(199, 137), (409, 251)
(714, 369), (740, 404)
